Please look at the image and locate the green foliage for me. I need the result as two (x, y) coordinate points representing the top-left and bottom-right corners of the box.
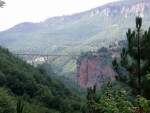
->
(112, 17), (150, 97)
(136, 95), (149, 113)
(86, 82), (150, 113)
(86, 85), (97, 113)
(1, 0), (150, 80)
(0, 46), (86, 113)
(136, 16), (142, 29)
(35, 86), (54, 106)
(79, 47), (111, 62)
(145, 74), (150, 80)
(87, 83), (135, 113)
(0, 88), (15, 113)
(110, 16), (150, 112)
(16, 99), (24, 113)
(98, 47), (108, 53)
(0, 71), (6, 86)
(22, 102), (60, 113)
(112, 58), (118, 73)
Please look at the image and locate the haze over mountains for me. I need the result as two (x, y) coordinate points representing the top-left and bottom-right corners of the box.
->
(1, 1), (150, 112)
(0, 0), (150, 55)
(0, 0), (150, 80)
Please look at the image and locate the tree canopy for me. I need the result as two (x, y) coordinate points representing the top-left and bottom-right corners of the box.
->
(0, 46), (86, 113)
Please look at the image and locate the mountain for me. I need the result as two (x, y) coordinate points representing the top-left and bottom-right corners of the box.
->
(0, 46), (86, 113)
(1, 0), (150, 54)
(0, 0), (150, 79)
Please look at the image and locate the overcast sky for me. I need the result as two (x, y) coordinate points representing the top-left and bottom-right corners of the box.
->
(0, 0), (118, 31)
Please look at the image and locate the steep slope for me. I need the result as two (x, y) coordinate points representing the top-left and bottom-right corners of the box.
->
(76, 43), (124, 88)
(0, 46), (86, 113)
(0, 0), (150, 80)
(76, 51), (115, 88)
(0, 0), (150, 54)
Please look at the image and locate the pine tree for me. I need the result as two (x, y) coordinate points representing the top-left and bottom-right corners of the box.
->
(112, 16), (150, 97)
(86, 85), (98, 113)
(16, 99), (24, 113)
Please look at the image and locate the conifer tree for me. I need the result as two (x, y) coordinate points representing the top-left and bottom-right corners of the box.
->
(16, 99), (24, 113)
(86, 85), (97, 113)
(112, 16), (150, 97)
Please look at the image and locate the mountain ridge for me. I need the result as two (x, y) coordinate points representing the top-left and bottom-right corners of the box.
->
(0, 0), (150, 80)
(2, 0), (150, 34)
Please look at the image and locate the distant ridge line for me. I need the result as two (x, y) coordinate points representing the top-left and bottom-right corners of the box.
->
(13, 53), (80, 57)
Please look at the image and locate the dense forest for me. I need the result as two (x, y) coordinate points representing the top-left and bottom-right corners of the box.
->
(0, 46), (87, 113)
(86, 17), (150, 113)
(1, 17), (150, 113)
(1, 0), (150, 112)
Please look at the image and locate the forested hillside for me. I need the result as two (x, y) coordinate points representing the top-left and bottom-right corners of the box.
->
(1, 0), (150, 112)
(86, 16), (150, 113)
(0, 0), (150, 54)
(0, 0), (150, 80)
(0, 46), (86, 113)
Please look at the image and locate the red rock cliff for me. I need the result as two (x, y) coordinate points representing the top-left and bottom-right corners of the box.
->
(76, 46), (122, 88)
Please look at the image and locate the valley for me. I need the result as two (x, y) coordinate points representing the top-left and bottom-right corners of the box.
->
(1, 0), (150, 112)
(1, 0), (149, 83)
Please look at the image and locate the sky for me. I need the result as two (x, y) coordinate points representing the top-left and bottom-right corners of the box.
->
(0, 0), (118, 31)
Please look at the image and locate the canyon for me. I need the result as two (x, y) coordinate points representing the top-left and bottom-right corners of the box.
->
(76, 41), (124, 88)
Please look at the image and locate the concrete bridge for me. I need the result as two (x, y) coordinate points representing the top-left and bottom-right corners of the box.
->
(13, 53), (80, 65)
(13, 53), (111, 86)
(13, 53), (82, 76)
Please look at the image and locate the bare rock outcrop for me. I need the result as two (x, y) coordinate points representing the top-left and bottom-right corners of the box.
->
(76, 46), (122, 88)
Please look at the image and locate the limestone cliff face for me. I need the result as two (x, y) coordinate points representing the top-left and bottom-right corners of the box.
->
(89, 0), (150, 17)
(42, 0), (150, 27)
(76, 48), (119, 88)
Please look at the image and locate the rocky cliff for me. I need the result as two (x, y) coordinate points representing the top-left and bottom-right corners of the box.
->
(0, 0), (149, 82)
(43, 0), (150, 25)
(89, 0), (150, 17)
(76, 42), (125, 88)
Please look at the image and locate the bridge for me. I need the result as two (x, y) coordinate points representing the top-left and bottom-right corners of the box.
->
(13, 53), (80, 65)
(13, 53), (82, 75)
(13, 53), (112, 87)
